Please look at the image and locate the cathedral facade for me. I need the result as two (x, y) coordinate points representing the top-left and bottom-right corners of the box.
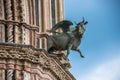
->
(0, 0), (75, 80)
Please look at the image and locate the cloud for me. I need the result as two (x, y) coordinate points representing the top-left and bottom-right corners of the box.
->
(78, 56), (120, 80)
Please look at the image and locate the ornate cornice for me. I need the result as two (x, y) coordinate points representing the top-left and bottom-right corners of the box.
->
(0, 43), (75, 80)
(0, 19), (38, 30)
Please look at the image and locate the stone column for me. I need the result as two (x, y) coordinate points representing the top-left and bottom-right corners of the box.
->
(0, 0), (5, 42)
(23, 62), (31, 80)
(12, 0), (22, 44)
(0, 70), (5, 80)
(19, 0), (31, 45)
(7, 70), (14, 80)
(0, 59), (6, 80)
(58, 0), (64, 21)
(6, 60), (15, 80)
(15, 60), (23, 80)
(5, 0), (14, 43)
(19, 0), (25, 22)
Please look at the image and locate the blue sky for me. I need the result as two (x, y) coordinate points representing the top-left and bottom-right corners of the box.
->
(64, 0), (120, 80)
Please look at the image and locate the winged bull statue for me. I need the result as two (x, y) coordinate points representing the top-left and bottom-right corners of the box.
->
(39, 18), (88, 58)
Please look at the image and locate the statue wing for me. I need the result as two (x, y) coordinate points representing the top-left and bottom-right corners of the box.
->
(51, 20), (73, 33)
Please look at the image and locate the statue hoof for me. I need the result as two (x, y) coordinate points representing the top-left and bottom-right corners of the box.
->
(81, 55), (85, 58)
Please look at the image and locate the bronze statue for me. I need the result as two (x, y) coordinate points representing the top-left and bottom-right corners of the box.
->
(40, 18), (88, 58)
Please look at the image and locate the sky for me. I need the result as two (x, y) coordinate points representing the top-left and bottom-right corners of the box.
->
(64, 0), (120, 80)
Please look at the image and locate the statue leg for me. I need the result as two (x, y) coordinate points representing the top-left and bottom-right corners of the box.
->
(66, 33), (75, 57)
(67, 48), (70, 57)
(66, 47), (71, 57)
(66, 40), (74, 57)
(74, 49), (84, 58)
(47, 38), (54, 54)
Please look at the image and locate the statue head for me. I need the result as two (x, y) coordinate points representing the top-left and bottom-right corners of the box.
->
(75, 18), (88, 35)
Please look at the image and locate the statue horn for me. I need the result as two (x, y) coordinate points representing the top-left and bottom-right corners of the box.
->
(83, 17), (85, 22)
(85, 21), (88, 24)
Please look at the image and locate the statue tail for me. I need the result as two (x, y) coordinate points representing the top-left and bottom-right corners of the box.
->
(37, 33), (49, 38)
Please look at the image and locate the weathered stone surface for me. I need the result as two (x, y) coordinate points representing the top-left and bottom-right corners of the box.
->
(0, 43), (75, 80)
(0, 0), (75, 79)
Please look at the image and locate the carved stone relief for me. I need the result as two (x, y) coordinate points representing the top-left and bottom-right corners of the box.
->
(0, 43), (75, 80)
